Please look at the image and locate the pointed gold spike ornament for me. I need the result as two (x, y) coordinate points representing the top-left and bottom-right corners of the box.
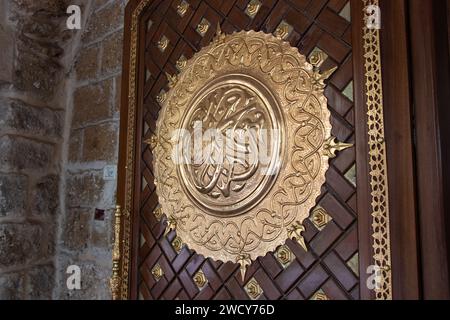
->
(164, 216), (177, 237)
(323, 137), (353, 158)
(288, 222), (308, 252)
(213, 22), (226, 45)
(236, 254), (252, 282)
(166, 72), (178, 88)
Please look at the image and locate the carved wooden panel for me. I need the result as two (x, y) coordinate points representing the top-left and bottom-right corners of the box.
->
(136, 0), (358, 300)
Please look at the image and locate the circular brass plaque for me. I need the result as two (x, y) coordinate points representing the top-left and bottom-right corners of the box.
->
(178, 74), (284, 216)
(154, 30), (345, 275)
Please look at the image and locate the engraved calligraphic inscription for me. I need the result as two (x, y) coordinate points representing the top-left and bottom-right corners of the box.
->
(153, 29), (347, 277)
(178, 75), (283, 216)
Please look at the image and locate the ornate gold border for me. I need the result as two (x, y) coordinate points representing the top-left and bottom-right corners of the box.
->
(153, 29), (343, 277)
(362, 0), (392, 300)
(112, 0), (393, 300)
(111, 0), (152, 300)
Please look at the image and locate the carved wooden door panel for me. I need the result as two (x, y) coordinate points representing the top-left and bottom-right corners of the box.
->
(114, 0), (394, 300)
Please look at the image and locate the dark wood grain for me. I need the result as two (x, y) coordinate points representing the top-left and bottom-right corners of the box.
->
(350, 0), (373, 300)
(379, 0), (421, 300)
(409, 0), (450, 299)
(117, 0), (140, 299)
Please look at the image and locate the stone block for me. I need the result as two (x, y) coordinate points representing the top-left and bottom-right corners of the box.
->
(66, 171), (105, 207)
(91, 209), (112, 249)
(0, 99), (63, 139)
(32, 174), (59, 216)
(0, 24), (14, 83)
(0, 224), (43, 268)
(0, 272), (25, 300)
(72, 80), (112, 127)
(17, 32), (63, 59)
(13, 51), (62, 99)
(62, 208), (91, 251)
(12, 0), (66, 14)
(83, 1), (124, 44)
(82, 122), (118, 162)
(21, 11), (61, 40)
(68, 129), (82, 163)
(58, 260), (111, 300)
(101, 31), (123, 75)
(26, 263), (54, 300)
(0, 136), (54, 172)
(0, 173), (28, 217)
(75, 45), (100, 81)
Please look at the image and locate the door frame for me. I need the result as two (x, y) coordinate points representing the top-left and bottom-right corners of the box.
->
(112, 0), (449, 300)
(376, 0), (421, 299)
(408, 0), (450, 299)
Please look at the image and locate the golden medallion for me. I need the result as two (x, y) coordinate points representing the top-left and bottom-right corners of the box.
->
(153, 26), (350, 279)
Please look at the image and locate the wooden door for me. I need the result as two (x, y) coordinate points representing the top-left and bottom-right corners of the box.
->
(113, 0), (421, 300)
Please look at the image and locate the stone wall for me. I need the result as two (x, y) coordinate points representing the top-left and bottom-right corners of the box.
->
(55, 0), (126, 299)
(0, 0), (72, 299)
(0, 0), (126, 299)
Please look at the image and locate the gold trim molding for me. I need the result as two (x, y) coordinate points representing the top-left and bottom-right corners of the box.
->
(112, 0), (153, 300)
(110, 205), (122, 300)
(363, 0), (392, 300)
